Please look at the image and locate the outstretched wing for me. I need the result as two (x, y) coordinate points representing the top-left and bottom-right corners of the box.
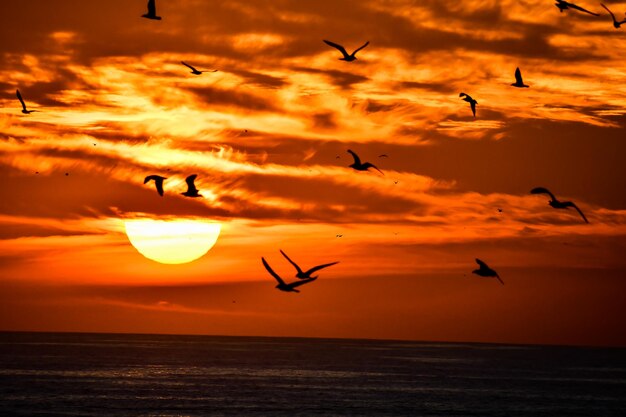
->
(181, 61), (197, 71)
(347, 149), (361, 165)
(530, 187), (557, 201)
(363, 162), (384, 175)
(515, 67), (524, 85)
(279, 249), (303, 274)
(470, 101), (476, 117)
(304, 261), (339, 276)
(287, 277), (317, 289)
(601, 3), (616, 22)
(475, 258), (489, 269)
(16, 89), (27, 111)
(185, 174), (199, 193)
(563, 202), (589, 223)
(352, 41), (370, 56)
(568, 2), (599, 16)
(262, 257), (285, 285)
(323, 40), (349, 59)
(147, 0), (157, 15)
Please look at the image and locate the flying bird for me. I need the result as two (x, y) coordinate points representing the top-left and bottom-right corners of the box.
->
(261, 257), (317, 293)
(379, 154), (389, 158)
(181, 61), (217, 75)
(554, 0), (599, 16)
(323, 40), (369, 61)
(279, 250), (338, 280)
(347, 150), (384, 175)
(141, 0), (161, 20)
(459, 92), (477, 117)
(16, 90), (37, 114)
(472, 259), (504, 285)
(511, 68), (529, 88)
(601, 3), (626, 28)
(144, 175), (167, 196)
(530, 187), (588, 223)
(181, 174), (201, 197)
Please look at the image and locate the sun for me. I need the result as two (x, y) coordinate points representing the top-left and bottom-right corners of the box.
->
(124, 219), (221, 264)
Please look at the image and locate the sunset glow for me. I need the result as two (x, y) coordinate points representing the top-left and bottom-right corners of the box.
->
(1, 0), (626, 347)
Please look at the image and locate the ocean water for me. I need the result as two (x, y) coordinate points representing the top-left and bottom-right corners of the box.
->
(0, 332), (625, 416)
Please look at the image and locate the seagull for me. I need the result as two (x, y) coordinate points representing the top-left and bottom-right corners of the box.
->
(16, 90), (37, 114)
(511, 68), (529, 88)
(554, 0), (599, 16)
(181, 174), (201, 197)
(379, 154), (389, 158)
(141, 0), (161, 20)
(347, 150), (384, 175)
(601, 3), (626, 28)
(459, 92), (477, 117)
(279, 249), (338, 280)
(181, 61), (217, 75)
(472, 259), (504, 285)
(262, 257), (317, 293)
(323, 40), (369, 61)
(530, 187), (588, 223)
(144, 175), (167, 196)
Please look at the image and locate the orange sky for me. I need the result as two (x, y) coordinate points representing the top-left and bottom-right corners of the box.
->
(1, 0), (626, 347)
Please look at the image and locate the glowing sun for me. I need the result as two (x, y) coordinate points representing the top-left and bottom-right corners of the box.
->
(124, 219), (221, 264)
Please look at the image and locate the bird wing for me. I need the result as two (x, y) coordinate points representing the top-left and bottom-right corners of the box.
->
(286, 277), (317, 289)
(352, 41), (370, 55)
(530, 187), (557, 201)
(563, 202), (589, 223)
(601, 3), (617, 22)
(569, 2), (599, 15)
(496, 275), (505, 285)
(147, 0), (157, 15)
(363, 162), (384, 175)
(262, 257), (285, 285)
(16, 90), (27, 111)
(279, 250), (303, 274)
(304, 261), (339, 276)
(323, 40), (350, 58)
(470, 101), (476, 117)
(181, 61), (197, 71)
(347, 149), (361, 165)
(185, 174), (198, 192)
(515, 67), (524, 84)
(155, 178), (164, 196)
(475, 258), (489, 269)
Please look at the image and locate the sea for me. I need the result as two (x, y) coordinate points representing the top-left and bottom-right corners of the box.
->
(0, 332), (624, 416)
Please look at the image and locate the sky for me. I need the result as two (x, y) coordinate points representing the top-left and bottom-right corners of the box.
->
(1, 0), (626, 347)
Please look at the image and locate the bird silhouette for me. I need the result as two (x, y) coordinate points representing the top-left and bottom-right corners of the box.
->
(181, 61), (217, 75)
(323, 40), (369, 61)
(511, 68), (529, 88)
(144, 175), (167, 196)
(530, 187), (588, 223)
(16, 90), (37, 114)
(472, 259), (504, 285)
(181, 174), (201, 197)
(262, 257), (317, 293)
(347, 150), (384, 175)
(379, 154), (389, 158)
(459, 92), (477, 117)
(141, 0), (161, 20)
(279, 250), (338, 280)
(554, 0), (598, 16)
(601, 3), (626, 28)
